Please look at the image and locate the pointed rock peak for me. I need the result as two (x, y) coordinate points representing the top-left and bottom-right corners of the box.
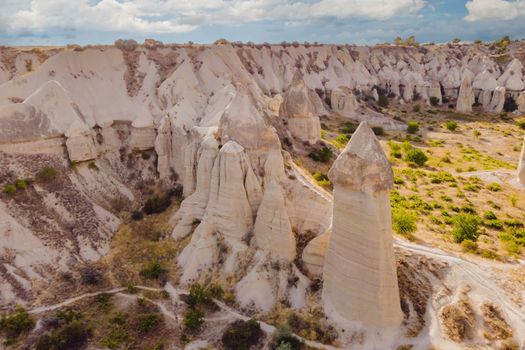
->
(201, 135), (219, 150)
(291, 69), (305, 86)
(220, 140), (244, 154)
(65, 119), (90, 138)
(328, 121), (393, 192)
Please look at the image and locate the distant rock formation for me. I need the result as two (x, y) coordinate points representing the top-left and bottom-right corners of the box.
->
(457, 75), (474, 112)
(331, 87), (358, 116)
(280, 73), (321, 144)
(322, 121), (402, 328)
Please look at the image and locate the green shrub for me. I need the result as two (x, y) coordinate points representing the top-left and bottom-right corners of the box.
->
(137, 314), (161, 333)
(221, 319), (263, 350)
(429, 172), (455, 184)
(404, 148), (428, 166)
(486, 182), (501, 192)
(452, 214), (481, 243)
(339, 122), (357, 134)
(483, 211), (497, 220)
(0, 307), (34, 340)
(313, 172), (331, 187)
(412, 104), (421, 113)
(429, 96), (440, 106)
(333, 134), (349, 148)
(2, 184), (16, 194)
(461, 239), (478, 253)
(140, 262), (165, 279)
(485, 219), (503, 230)
(15, 180), (27, 190)
(183, 309), (204, 332)
(406, 121), (420, 134)
(131, 211), (144, 221)
(444, 121), (458, 131)
(186, 283), (210, 308)
(378, 95), (389, 108)
(143, 195), (171, 215)
(36, 321), (90, 350)
(372, 126), (385, 136)
(516, 119), (525, 130)
(308, 147), (333, 163)
(271, 326), (303, 350)
(392, 208), (418, 236)
(37, 166), (58, 182)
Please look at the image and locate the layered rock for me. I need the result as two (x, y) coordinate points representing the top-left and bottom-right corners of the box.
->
(302, 228), (331, 276)
(280, 74), (321, 144)
(322, 122), (402, 328)
(254, 180), (296, 262)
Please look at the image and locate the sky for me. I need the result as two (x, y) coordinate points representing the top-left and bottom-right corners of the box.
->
(0, 0), (524, 46)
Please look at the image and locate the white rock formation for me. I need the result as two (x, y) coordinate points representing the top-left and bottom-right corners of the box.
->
(331, 87), (358, 116)
(130, 114), (156, 151)
(302, 228), (331, 276)
(489, 86), (506, 114)
(65, 120), (98, 162)
(254, 180), (296, 262)
(322, 121), (402, 328)
(517, 91), (525, 113)
(280, 74), (321, 144)
(518, 135), (525, 185)
(456, 75), (474, 112)
(154, 116), (173, 179)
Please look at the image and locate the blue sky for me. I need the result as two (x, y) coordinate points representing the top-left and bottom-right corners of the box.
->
(0, 0), (524, 46)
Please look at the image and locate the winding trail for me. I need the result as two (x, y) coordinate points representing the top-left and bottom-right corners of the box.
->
(25, 283), (336, 350)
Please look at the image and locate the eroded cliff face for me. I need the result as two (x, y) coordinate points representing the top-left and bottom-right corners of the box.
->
(1, 41), (525, 348)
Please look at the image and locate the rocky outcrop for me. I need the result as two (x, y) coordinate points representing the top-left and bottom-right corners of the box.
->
(456, 75), (474, 113)
(65, 120), (98, 162)
(254, 180), (296, 262)
(322, 122), (402, 328)
(331, 87), (358, 116)
(280, 74), (321, 144)
(498, 59), (525, 91)
(130, 114), (156, 151)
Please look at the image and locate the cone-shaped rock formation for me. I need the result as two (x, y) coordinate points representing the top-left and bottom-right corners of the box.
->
(322, 121), (402, 328)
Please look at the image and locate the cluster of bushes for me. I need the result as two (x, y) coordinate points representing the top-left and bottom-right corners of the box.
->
(36, 320), (91, 350)
(270, 326), (304, 350)
(452, 214), (481, 243)
(393, 141), (428, 166)
(2, 179), (27, 194)
(392, 208), (418, 238)
(0, 307), (35, 344)
(444, 121), (458, 132)
(308, 147), (333, 163)
(182, 283), (225, 337)
(140, 262), (166, 280)
(133, 184), (184, 219)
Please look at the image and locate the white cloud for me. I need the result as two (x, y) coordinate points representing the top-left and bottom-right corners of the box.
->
(465, 0), (525, 21)
(2, 0), (426, 34)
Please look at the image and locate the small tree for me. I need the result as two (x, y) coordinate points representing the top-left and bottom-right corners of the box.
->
(221, 319), (263, 350)
(452, 214), (481, 243)
(404, 148), (428, 166)
(429, 96), (440, 106)
(406, 122), (420, 134)
(392, 209), (418, 236)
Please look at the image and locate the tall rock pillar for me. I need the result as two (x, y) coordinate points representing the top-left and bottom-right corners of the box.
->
(518, 135), (525, 185)
(322, 121), (402, 328)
